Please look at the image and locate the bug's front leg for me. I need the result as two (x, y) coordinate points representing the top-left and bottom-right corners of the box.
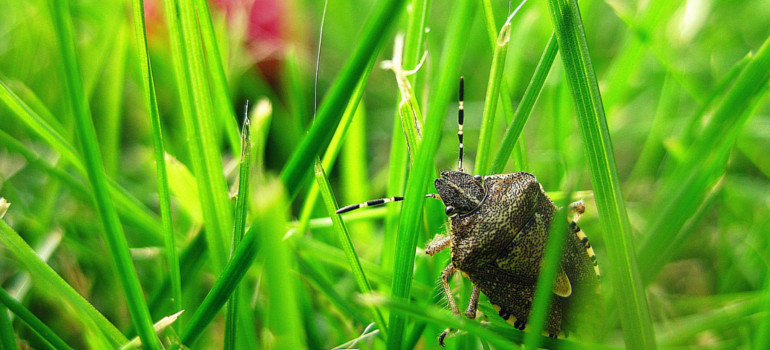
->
(464, 284), (480, 319)
(425, 234), (451, 256)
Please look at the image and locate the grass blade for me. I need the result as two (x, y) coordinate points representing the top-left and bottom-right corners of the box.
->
(387, 1), (476, 348)
(224, 116), (252, 350)
(0, 220), (127, 346)
(314, 160), (388, 337)
(280, 0), (407, 199)
(490, 33), (558, 174)
(545, 0), (657, 348)
(0, 288), (73, 350)
(47, 1), (160, 347)
(0, 303), (16, 350)
(130, 0), (181, 317)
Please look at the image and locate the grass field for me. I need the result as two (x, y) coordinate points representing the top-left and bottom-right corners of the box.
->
(1, 0), (770, 348)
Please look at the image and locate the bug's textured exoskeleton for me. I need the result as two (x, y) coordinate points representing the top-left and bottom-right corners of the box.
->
(336, 78), (601, 346)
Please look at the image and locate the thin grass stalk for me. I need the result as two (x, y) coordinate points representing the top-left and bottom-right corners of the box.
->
(545, 0), (656, 348)
(387, 1), (476, 348)
(0, 220), (127, 346)
(383, 0), (430, 271)
(523, 192), (570, 349)
(192, 0), (241, 153)
(175, 0), (233, 271)
(490, 33), (558, 174)
(280, 0), (407, 199)
(47, 1), (160, 347)
(0, 288), (72, 350)
(313, 161), (388, 337)
(224, 117), (252, 350)
(480, 0), (517, 127)
(474, 9), (514, 175)
(98, 22), (128, 177)
(130, 0), (182, 316)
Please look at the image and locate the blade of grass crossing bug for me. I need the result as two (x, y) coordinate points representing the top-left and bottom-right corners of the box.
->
(224, 117), (252, 350)
(280, 0), (407, 199)
(314, 160), (388, 337)
(47, 1), (160, 348)
(0, 220), (127, 346)
(192, 0), (241, 154)
(0, 288), (73, 350)
(174, 0), (233, 271)
(388, 1), (476, 348)
(545, 0), (657, 348)
(130, 0), (182, 318)
(490, 33), (558, 174)
(523, 191), (571, 349)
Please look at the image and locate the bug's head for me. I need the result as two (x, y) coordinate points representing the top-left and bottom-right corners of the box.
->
(434, 170), (485, 216)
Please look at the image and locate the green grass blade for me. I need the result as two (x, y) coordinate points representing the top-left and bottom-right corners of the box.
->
(490, 33), (558, 174)
(0, 220), (127, 346)
(174, 0), (234, 272)
(474, 10), (514, 175)
(387, 1), (476, 348)
(314, 160), (388, 337)
(382, 0), (430, 271)
(0, 303), (16, 350)
(130, 0), (182, 317)
(545, 0), (657, 348)
(224, 117), (252, 350)
(47, 1), (160, 347)
(523, 192), (570, 349)
(193, 0), (241, 154)
(279, 0), (407, 199)
(0, 288), (73, 350)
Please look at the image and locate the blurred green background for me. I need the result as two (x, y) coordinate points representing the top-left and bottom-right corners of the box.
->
(1, 0), (770, 348)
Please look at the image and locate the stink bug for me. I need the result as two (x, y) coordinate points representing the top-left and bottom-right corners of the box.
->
(336, 77), (601, 346)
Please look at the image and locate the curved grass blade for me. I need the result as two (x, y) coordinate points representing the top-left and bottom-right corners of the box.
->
(0, 303), (16, 350)
(0, 288), (73, 350)
(130, 0), (181, 317)
(545, 0), (656, 348)
(47, 1), (160, 347)
(280, 0), (407, 199)
(387, 1), (477, 348)
(523, 191), (570, 349)
(0, 220), (127, 346)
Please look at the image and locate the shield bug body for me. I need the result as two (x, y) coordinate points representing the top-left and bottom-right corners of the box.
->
(336, 78), (601, 346)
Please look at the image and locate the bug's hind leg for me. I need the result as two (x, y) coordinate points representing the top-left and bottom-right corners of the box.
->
(464, 284), (480, 319)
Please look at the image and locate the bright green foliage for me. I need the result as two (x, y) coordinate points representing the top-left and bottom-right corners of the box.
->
(1, 0), (769, 348)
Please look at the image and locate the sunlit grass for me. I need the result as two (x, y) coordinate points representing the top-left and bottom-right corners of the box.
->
(1, 0), (769, 348)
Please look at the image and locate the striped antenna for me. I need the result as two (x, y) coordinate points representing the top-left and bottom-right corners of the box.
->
(458, 77), (465, 172)
(335, 196), (404, 214)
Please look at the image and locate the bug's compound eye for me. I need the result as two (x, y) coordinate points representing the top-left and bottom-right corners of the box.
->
(445, 206), (456, 216)
(474, 174), (482, 182)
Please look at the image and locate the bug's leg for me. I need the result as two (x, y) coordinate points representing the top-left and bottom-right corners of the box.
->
(425, 193), (442, 201)
(425, 234), (451, 255)
(335, 196), (404, 214)
(457, 77), (465, 172)
(438, 263), (459, 347)
(464, 284), (480, 319)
